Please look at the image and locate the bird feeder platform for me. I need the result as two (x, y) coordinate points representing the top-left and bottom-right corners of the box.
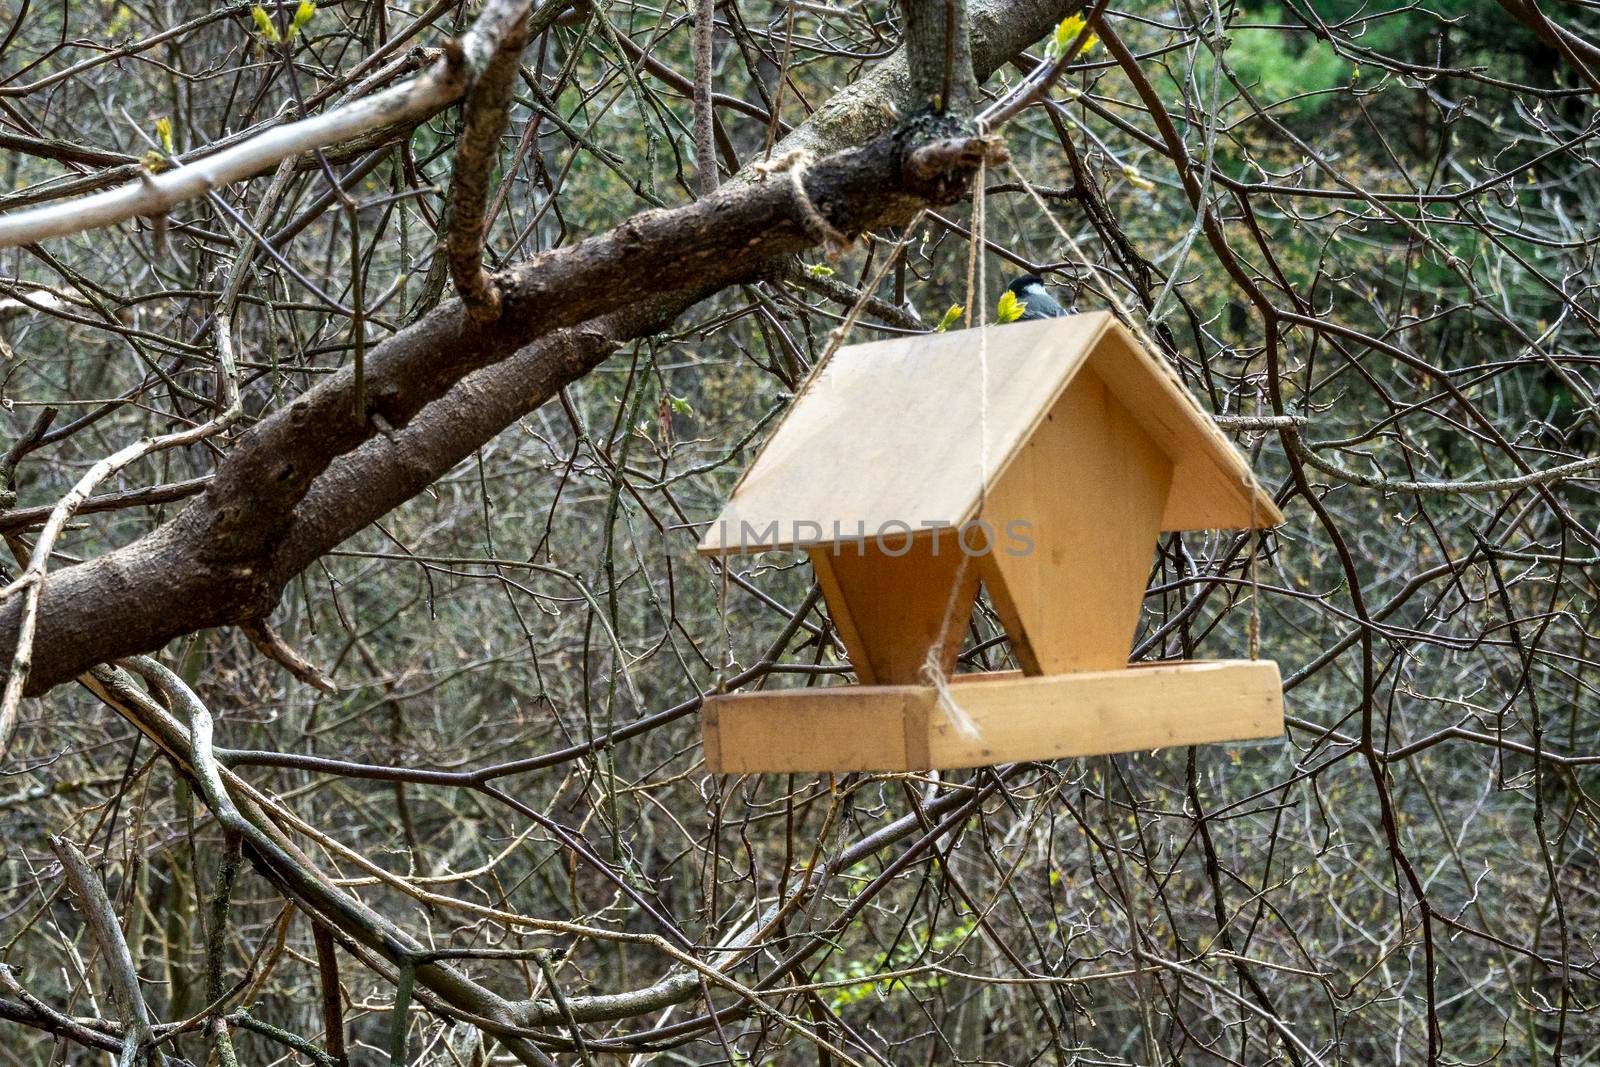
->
(698, 313), (1285, 774)
(704, 660), (1281, 773)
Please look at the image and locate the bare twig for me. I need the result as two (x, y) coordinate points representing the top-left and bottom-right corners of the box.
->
(0, 75), (457, 248)
(50, 838), (161, 1067)
(692, 0), (720, 195)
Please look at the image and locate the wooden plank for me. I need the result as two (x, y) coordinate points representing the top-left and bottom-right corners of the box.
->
(698, 315), (1105, 554)
(701, 660), (1284, 773)
(978, 366), (1173, 674)
(901, 689), (932, 771)
(806, 548), (877, 683)
(927, 659), (1283, 767)
(810, 531), (979, 685)
(702, 687), (918, 773)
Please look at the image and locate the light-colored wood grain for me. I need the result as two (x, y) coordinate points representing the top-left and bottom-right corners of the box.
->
(699, 314), (1102, 553)
(926, 659), (1282, 767)
(1086, 323), (1285, 530)
(978, 366), (1173, 674)
(806, 547), (873, 681)
(702, 660), (1284, 773)
(697, 313), (1279, 556)
(809, 531), (979, 685)
(705, 686), (930, 774)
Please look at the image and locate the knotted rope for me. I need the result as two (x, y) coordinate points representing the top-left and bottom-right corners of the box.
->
(755, 149), (853, 260)
(917, 148), (993, 742)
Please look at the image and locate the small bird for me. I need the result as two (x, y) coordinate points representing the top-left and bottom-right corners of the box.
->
(1005, 274), (1067, 320)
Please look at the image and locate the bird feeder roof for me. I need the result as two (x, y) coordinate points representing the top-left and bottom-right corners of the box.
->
(698, 312), (1281, 555)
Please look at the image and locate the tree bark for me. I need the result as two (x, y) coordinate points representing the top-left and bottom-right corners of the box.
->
(902, 0), (979, 116)
(0, 0), (1082, 696)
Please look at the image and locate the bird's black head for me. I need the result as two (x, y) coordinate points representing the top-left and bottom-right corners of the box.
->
(1006, 274), (1046, 296)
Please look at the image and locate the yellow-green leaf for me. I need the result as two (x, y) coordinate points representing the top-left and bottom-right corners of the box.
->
(250, 5), (281, 43)
(1045, 14), (1099, 59)
(804, 263), (834, 277)
(290, 0), (316, 36)
(995, 291), (1024, 323)
(935, 304), (964, 332)
(1122, 164), (1155, 191)
(154, 116), (173, 153)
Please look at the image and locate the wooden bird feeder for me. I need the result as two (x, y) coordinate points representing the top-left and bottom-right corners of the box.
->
(698, 313), (1285, 773)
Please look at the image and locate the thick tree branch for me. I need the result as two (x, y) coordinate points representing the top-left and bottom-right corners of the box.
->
(1494, 0), (1600, 91)
(0, 62), (459, 249)
(740, 0), (1078, 176)
(51, 838), (161, 1067)
(692, 0), (720, 195)
(0, 0), (1082, 697)
(0, 975), (123, 1054)
(5, 134), (995, 693)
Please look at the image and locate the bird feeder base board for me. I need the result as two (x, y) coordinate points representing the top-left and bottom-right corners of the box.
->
(702, 659), (1283, 773)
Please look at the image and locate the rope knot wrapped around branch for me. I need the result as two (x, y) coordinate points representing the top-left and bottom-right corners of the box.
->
(755, 149), (855, 261)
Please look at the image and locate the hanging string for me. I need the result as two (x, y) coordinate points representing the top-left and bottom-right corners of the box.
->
(713, 142), (1007, 744)
(976, 163), (991, 521)
(1245, 472), (1262, 662)
(755, 149), (853, 260)
(716, 548), (731, 693)
(919, 148), (993, 742)
(763, 209), (931, 438)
